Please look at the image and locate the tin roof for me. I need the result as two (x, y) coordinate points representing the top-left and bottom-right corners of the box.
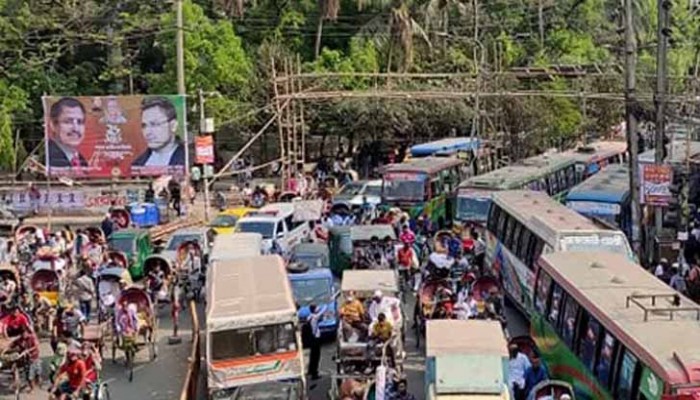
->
(382, 157), (465, 175)
(340, 269), (398, 295)
(565, 165), (630, 204)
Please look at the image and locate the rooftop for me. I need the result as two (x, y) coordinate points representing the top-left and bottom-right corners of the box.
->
(382, 157), (465, 175)
(426, 320), (508, 357)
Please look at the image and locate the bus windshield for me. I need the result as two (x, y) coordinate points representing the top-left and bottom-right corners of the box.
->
(457, 193), (492, 222)
(210, 323), (297, 361)
(291, 278), (332, 306)
(559, 232), (632, 258)
(383, 174), (425, 201)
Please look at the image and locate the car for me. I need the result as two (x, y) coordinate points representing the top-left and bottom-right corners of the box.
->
(288, 264), (338, 338)
(291, 242), (330, 270)
(161, 227), (214, 264)
(208, 207), (255, 235)
(235, 203), (311, 255)
(332, 179), (382, 209)
(107, 229), (153, 280)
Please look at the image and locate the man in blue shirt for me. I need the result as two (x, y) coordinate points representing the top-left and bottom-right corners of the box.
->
(524, 354), (549, 397)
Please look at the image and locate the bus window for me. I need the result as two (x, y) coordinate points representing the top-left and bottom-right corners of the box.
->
(596, 332), (617, 389)
(512, 223), (524, 258)
(488, 205), (500, 233)
(534, 271), (552, 314)
(565, 166), (576, 188)
(578, 316), (601, 372)
(504, 216), (515, 247)
(557, 170), (567, 192)
(614, 348), (639, 400)
(548, 174), (559, 195)
(561, 295), (579, 348)
(530, 239), (544, 270)
(548, 284), (563, 326)
(496, 211), (507, 241)
(519, 229), (533, 262)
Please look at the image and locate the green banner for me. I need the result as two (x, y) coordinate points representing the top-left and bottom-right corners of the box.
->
(640, 366), (662, 400)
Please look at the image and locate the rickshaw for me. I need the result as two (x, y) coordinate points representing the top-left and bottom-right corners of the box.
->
(110, 207), (131, 229)
(97, 266), (132, 322)
(105, 250), (128, 269)
(143, 254), (173, 306)
(30, 267), (61, 306)
(414, 277), (453, 346)
(85, 227), (106, 245)
(336, 269), (404, 376)
(31, 249), (67, 275)
(14, 225), (39, 244)
(278, 191), (299, 203)
(0, 335), (28, 399)
(113, 286), (158, 381)
(0, 264), (19, 308)
(329, 225), (396, 275)
(174, 240), (202, 301)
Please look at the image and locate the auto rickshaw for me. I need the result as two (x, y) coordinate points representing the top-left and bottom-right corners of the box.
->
(143, 255), (173, 305)
(336, 269), (404, 376)
(107, 229), (153, 280)
(329, 224), (396, 275)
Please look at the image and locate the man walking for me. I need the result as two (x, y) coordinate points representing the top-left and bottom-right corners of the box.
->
(74, 270), (95, 321)
(307, 304), (324, 381)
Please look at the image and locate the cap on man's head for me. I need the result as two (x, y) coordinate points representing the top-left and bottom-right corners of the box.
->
(373, 290), (383, 298)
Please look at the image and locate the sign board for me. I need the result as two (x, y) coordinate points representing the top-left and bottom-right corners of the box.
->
(195, 135), (215, 164)
(1, 188), (141, 214)
(640, 164), (673, 206)
(43, 95), (188, 178)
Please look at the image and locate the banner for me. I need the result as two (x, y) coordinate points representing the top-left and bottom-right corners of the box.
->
(640, 164), (673, 206)
(195, 135), (215, 164)
(1, 188), (142, 214)
(43, 95), (188, 178)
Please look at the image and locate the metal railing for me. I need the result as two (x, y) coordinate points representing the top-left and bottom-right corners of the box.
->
(180, 300), (201, 400)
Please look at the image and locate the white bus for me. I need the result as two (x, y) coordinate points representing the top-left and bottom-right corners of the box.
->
(484, 190), (633, 314)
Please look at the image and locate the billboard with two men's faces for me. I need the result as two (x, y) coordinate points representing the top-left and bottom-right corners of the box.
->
(43, 95), (188, 178)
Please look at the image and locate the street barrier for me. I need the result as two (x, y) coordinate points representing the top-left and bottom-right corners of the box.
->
(180, 300), (201, 400)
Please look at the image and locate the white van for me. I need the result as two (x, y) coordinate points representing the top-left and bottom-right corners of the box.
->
(235, 203), (311, 254)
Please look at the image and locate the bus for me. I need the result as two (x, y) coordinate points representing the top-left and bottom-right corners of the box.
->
(565, 165), (631, 237)
(410, 137), (481, 158)
(564, 140), (628, 179)
(456, 152), (580, 225)
(532, 251), (700, 400)
(381, 157), (468, 227)
(484, 190), (633, 313)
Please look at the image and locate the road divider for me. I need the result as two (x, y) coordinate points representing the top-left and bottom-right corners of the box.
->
(180, 300), (201, 400)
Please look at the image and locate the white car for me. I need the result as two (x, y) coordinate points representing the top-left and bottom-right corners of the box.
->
(236, 203), (311, 255)
(332, 179), (382, 209)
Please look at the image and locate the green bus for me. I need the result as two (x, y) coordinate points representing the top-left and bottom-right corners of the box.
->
(532, 251), (700, 400)
(380, 157), (468, 227)
(455, 152), (581, 225)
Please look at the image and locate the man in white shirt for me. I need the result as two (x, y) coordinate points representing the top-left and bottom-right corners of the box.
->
(368, 290), (401, 325)
(508, 344), (531, 400)
(132, 97), (185, 168)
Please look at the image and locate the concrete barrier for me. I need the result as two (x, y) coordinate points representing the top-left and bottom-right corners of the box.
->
(180, 300), (201, 400)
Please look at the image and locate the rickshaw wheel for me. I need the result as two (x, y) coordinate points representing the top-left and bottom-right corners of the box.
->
(12, 364), (20, 400)
(126, 349), (134, 382)
(97, 382), (111, 400)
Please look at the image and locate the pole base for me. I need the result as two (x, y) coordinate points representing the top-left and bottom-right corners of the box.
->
(168, 335), (182, 345)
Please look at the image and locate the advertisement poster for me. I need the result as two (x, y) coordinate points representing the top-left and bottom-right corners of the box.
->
(195, 135), (215, 164)
(641, 164), (673, 206)
(43, 95), (188, 178)
(1, 188), (141, 214)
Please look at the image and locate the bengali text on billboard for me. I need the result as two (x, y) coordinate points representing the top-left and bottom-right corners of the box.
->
(43, 95), (188, 178)
(640, 163), (673, 206)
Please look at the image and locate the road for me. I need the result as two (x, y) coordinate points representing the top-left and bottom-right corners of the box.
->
(1, 302), (195, 400)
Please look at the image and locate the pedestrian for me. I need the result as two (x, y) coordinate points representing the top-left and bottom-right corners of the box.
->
(28, 183), (41, 215)
(170, 180), (182, 216)
(670, 263), (687, 294)
(508, 343), (531, 400)
(100, 213), (114, 238)
(73, 269), (95, 321)
(307, 304), (324, 380)
(191, 165), (202, 192)
(654, 258), (668, 280)
(144, 182), (155, 203)
(392, 379), (417, 400)
(524, 354), (549, 396)
(472, 230), (485, 273)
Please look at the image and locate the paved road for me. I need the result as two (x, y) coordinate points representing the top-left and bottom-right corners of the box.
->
(1, 302), (195, 400)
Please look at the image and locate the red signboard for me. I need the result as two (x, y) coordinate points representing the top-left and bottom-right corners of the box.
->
(43, 95), (188, 178)
(195, 135), (215, 164)
(641, 164), (673, 206)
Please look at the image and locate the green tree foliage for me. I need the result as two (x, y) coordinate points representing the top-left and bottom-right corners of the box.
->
(1, 0), (699, 171)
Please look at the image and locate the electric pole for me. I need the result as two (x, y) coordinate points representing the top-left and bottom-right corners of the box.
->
(654, 0), (671, 237)
(176, 0), (185, 95)
(625, 0), (643, 256)
(198, 89), (211, 222)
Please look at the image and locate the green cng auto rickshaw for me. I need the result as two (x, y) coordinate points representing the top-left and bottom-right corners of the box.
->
(107, 229), (153, 280)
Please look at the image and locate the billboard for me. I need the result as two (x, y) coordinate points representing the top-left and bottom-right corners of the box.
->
(640, 163), (673, 206)
(43, 95), (188, 178)
(194, 135), (215, 164)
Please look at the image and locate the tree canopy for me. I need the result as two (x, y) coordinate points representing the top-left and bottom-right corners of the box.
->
(1, 0), (698, 171)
